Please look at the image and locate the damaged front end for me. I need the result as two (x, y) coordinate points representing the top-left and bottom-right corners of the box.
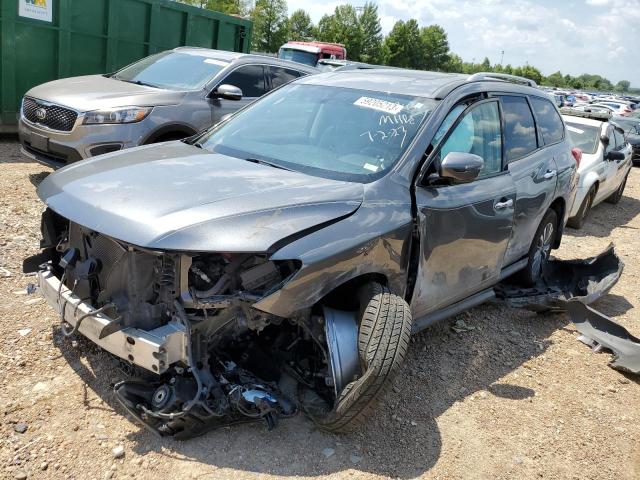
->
(29, 209), (360, 439)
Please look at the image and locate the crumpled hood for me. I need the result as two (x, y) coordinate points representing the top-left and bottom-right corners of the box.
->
(26, 75), (186, 112)
(37, 142), (364, 252)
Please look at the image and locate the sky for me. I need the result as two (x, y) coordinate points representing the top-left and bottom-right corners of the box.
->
(287, 0), (640, 87)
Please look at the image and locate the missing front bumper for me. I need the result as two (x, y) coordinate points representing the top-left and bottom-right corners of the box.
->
(38, 269), (187, 373)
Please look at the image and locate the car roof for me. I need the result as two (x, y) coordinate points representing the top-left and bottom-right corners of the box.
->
(562, 115), (605, 128)
(171, 47), (317, 73)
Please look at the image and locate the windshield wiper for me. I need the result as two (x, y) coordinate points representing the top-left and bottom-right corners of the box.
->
(116, 78), (159, 88)
(245, 157), (292, 171)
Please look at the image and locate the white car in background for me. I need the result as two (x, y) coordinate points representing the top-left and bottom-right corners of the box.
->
(589, 101), (634, 116)
(562, 110), (633, 229)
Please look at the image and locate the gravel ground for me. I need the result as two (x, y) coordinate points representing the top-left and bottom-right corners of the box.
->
(1, 136), (639, 480)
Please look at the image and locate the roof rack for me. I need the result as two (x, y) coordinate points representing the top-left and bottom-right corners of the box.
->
(559, 107), (611, 121)
(467, 72), (537, 88)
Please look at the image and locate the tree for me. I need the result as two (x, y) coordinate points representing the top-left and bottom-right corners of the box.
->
(288, 9), (314, 41)
(419, 25), (449, 71)
(546, 71), (565, 87)
(250, 0), (288, 53)
(616, 80), (631, 92)
(382, 19), (422, 69)
(179, 0), (246, 15)
(358, 2), (383, 64)
(317, 5), (363, 60)
(443, 53), (464, 73)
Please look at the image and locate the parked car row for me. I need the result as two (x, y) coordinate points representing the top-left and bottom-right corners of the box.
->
(18, 49), (631, 438)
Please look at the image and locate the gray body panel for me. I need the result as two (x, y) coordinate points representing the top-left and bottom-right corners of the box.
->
(37, 142), (363, 252)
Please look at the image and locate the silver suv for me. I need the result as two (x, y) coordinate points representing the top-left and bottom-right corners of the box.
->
(18, 47), (316, 168)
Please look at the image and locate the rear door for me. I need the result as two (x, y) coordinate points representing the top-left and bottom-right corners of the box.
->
(267, 66), (305, 91)
(210, 64), (267, 123)
(411, 99), (516, 317)
(498, 95), (558, 266)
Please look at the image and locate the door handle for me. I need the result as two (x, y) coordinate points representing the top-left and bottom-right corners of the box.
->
(494, 199), (514, 211)
(543, 170), (557, 180)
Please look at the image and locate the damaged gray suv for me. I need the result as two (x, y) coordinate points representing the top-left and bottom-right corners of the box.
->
(27, 70), (578, 438)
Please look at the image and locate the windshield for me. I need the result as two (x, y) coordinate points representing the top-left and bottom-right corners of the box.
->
(198, 84), (437, 182)
(566, 122), (600, 154)
(113, 51), (227, 90)
(279, 48), (318, 67)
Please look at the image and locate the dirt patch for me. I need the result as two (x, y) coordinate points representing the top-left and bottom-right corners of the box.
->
(1, 138), (639, 480)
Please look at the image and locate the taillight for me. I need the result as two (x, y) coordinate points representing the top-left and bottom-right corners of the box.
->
(571, 147), (582, 167)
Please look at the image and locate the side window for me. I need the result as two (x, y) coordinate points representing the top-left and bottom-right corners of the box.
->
(269, 67), (302, 90)
(604, 126), (615, 154)
(438, 101), (503, 178)
(530, 97), (564, 145)
(499, 95), (538, 163)
(221, 65), (266, 98)
(613, 128), (625, 150)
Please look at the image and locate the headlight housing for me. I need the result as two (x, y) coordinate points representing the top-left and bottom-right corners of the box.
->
(83, 106), (152, 125)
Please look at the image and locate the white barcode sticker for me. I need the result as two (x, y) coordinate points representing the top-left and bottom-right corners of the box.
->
(354, 97), (403, 115)
(363, 163), (379, 172)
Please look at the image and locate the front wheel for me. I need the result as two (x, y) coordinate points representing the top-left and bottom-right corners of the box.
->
(519, 209), (558, 286)
(307, 282), (412, 433)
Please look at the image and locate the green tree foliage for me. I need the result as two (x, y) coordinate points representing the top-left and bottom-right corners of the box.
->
(288, 9), (314, 41)
(382, 19), (422, 69)
(419, 25), (449, 70)
(317, 5), (363, 59)
(179, 0), (246, 15)
(250, 0), (289, 53)
(616, 80), (631, 92)
(359, 3), (383, 64)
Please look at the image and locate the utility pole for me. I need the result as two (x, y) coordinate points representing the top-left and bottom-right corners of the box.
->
(500, 50), (504, 65)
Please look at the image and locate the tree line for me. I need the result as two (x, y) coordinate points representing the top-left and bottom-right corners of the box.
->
(179, 0), (636, 94)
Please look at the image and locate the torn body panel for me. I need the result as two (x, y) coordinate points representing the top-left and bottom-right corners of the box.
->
(495, 244), (623, 312)
(567, 301), (640, 374)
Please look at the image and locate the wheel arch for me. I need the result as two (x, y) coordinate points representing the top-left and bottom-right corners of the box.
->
(142, 124), (198, 144)
(549, 197), (566, 248)
(320, 272), (391, 311)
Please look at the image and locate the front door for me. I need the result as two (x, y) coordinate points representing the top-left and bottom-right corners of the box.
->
(210, 64), (267, 124)
(411, 99), (515, 317)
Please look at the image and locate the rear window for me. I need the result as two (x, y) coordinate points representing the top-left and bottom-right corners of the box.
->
(530, 97), (564, 144)
(566, 122), (600, 154)
(499, 96), (538, 162)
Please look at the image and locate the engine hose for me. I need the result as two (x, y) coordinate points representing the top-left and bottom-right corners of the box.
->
(140, 301), (217, 420)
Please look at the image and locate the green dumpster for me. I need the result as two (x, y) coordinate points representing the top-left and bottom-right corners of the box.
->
(0, 0), (252, 132)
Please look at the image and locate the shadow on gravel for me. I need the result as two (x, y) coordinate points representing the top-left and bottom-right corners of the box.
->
(53, 302), (571, 478)
(28, 171), (50, 187)
(566, 194), (640, 238)
(0, 135), (31, 164)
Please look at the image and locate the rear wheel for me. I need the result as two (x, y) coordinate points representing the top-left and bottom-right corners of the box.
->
(519, 209), (558, 286)
(308, 282), (412, 433)
(605, 175), (627, 204)
(567, 187), (595, 229)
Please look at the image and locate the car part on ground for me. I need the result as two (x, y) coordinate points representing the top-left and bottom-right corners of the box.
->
(496, 244), (623, 312)
(567, 301), (640, 375)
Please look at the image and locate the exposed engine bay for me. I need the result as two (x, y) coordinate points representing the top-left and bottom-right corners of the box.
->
(33, 210), (361, 439)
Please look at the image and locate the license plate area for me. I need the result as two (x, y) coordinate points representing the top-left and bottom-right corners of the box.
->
(30, 133), (49, 152)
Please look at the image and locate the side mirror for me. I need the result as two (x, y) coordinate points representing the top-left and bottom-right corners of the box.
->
(606, 150), (625, 161)
(213, 84), (243, 101)
(440, 152), (484, 184)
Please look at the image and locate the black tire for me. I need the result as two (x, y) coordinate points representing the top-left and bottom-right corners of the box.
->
(519, 209), (558, 287)
(605, 175), (627, 204)
(312, 282), (412, 433)
(567, 187), (595, 230)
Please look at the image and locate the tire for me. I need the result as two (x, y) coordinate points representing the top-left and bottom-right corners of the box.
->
(567, 187), (595, 230)
(310, 282), (412, 433)
(605, 175), (627, 204)
(519, 209), (558, 286)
